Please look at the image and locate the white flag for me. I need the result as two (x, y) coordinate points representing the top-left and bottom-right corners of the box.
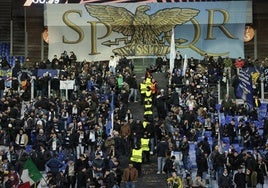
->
(169, 27), (176, 74)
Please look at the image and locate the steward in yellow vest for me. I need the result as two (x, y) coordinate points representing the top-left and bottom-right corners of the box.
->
(130, 145), (143, 176)
(142, 121), (148, 129)
(130, 147), (143, 163)
(139, 80), (147, 105)
(144, 100), (153, 121)
(145, 77), (152, 88)
(141, 133), (150, 163)
(144, 86), (152, 103)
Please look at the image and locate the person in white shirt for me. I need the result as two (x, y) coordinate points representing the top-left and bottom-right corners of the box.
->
(109, 55), (117, 75)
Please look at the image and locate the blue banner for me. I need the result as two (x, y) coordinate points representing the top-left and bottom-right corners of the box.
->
(37, 69), (59, 78)
(236, 68), (253, 108)
(106, 92), (115, 136)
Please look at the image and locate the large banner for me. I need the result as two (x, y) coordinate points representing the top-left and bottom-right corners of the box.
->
(45, 1), (251, 61)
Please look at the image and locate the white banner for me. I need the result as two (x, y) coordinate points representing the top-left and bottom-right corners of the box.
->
(60, 80), (75, 90)
(45, 1), (252, 61)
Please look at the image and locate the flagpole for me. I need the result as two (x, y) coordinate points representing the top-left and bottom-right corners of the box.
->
(110, 90), (115, 136)
(169, 27), (176, 74)
(182, 54), (188, 76)
(217, 108), (223, 154)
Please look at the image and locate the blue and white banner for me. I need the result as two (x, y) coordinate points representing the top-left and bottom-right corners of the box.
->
(37, 69), (59, 78)
(45, 1), (252, 61)
(236, 68), (253, 108)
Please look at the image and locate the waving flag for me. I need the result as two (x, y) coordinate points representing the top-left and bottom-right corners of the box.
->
(21, 158), (42, 186)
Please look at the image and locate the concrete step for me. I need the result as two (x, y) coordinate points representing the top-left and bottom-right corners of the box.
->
(136, 157), (167, 188)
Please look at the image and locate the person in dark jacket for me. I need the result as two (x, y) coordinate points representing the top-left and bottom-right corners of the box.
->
(163, 152), (176, 177)
(65, 158), (77, 188)
(218, 168), (233, 188)
(227, 119), (237, 144)
(45, 154), (64, 176)
(0, 76), (5, 99)
(92, 152), (105, 179)
(196, 142), (208, 178)
(180, 136), (191, 173)
(234, 166), (246, 188)
(77, 167), (90, 188)
(155, 89), (168, 120)
(103, 169), (118, 188)
(156, 137), (169, 174)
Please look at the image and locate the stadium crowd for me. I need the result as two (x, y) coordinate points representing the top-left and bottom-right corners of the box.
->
(0, 50), (268, 188)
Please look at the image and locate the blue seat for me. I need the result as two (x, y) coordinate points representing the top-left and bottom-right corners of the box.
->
(225, 116), (232, 125)
(215, 104), (221, 111)
(25, 145), (33, 153)
(204, 131), (211, 137)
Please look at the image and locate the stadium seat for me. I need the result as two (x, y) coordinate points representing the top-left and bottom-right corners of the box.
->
(25, 145), (33, 154)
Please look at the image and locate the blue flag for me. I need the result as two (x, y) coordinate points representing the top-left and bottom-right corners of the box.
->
(106, 92), (115, 136)
(236, 68), (253, 108)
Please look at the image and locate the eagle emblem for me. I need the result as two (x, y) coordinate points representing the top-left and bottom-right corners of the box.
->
(85, 4), (199, 56)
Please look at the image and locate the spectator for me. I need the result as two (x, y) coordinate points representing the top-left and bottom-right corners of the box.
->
(77, 166), (90, 188)
(163, 152), (176, 177)
(47, 132), (61, 156)
(234, 165), (246, 188)
(128, 74), (138, 103)
(103, 169), (118, 188)
(156, 137), (169, 174)
(92, 152), (105, 179)
(223, 55), (233, 80)
(195, 142), (208, 179)
(193, 175), (206, 188)
(180, 136), (191, 174)
(45, 154), (64, 177)
(218, 168), (233, 188)
(182, 173), (193, 187)
(64, 158), (76, 188)
(122, 163), (138, 188)
(235, 57), (245, 72)
(167, 171), (182, 188)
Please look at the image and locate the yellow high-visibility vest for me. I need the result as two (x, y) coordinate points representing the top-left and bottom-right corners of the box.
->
(145, 90), (152, 98)
(141, 138), (150, 151)
(140, 83), (147, 94)
(144, 98), (152, 103)
(144, 103), (152, 109)
(145, 77), (152, 87)
(143, 121), (148, 128)
(144, 109), (153, 115)
(144, 103), (153, 115)
(130, 148), (143, 163)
